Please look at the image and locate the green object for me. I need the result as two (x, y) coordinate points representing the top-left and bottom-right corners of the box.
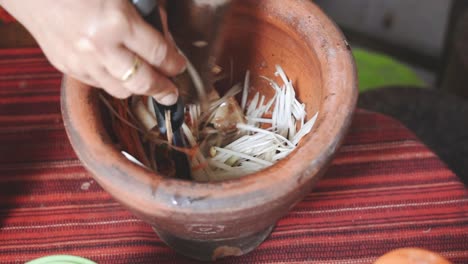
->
(352, 48), (425, 92)
(26, 255), (97, 264)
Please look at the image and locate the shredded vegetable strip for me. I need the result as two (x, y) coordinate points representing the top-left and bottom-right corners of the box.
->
(116, 64), (318, 182)
(241, 70), (250, 111)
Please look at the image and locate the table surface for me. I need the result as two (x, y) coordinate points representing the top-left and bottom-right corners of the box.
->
(0, 49), (467, 264)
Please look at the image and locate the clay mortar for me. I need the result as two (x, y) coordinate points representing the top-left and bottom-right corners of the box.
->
(61, 0), (357, 261)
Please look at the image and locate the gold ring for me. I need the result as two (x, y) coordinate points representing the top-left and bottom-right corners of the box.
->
(121, 56), (141, 82)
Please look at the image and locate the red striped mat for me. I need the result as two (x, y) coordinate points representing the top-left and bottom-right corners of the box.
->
(0, 8), (15, 23)
(0, 48), (467, 264)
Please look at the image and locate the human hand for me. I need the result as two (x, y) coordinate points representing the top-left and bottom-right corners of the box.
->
(0, 0), (186, 105)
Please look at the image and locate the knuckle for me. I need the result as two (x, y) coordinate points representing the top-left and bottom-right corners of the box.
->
(120, 93), (132, 99)
(112, 89), (132, 99)
(106, 10), (130, 31)
(91, 6), (131, 39)
(44, 53), (67, 73)
(75, 36), (97, 53)
(60, 63), (72, 75)
(52, 61), (67, 74)
(150, 41), (168, 66)
(126, 74), (153, 95)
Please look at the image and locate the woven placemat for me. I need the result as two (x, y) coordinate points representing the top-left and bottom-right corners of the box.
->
(0, 49), (467, 263)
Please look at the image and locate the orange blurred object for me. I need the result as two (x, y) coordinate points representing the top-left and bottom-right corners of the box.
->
(375, 248), (451, 264)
